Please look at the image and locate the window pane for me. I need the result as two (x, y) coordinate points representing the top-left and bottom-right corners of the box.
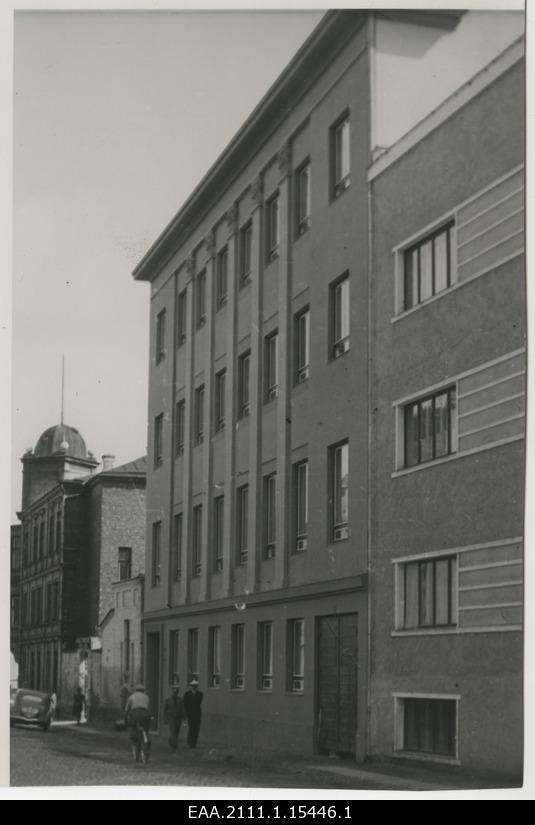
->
(298, 165), (311, 224)
(419, 398), (434, 463)
(334, 279), (349, 343)
(297, 311), (309, 372)
(334, 443), (349, 526)
(419, 561), (434, 626)
(404, 402), (419, 467)
(296, 462), (308, 537)
(435, 558), (452, 625)
(419, 240), (433, 301)
(404, 562), (419, 628)
(434, 230), (449, 294)
(404, 248), (418, 310)
(434, 392), (450, 458)
(335, 119), (350, 182)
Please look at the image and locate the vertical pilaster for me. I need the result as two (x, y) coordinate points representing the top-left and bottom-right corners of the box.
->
(200, 231), (216, 602)
(181, 253), (196, 605)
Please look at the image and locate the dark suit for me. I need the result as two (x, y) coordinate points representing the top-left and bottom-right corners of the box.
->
(163, 692), (185, 749)
(183, 688), (203, 747)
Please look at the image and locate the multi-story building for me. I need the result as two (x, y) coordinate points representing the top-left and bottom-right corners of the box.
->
(10, 524), (22, 677)
(133, 10), (524, 774)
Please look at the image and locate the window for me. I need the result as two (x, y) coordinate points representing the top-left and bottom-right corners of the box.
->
(238, 351), (251, 419)
(175, 400), (185, 457)
(288, 619), (305, 692)
(39, 519), (44, 559)
(194, 385), (205, 445)
(32, 522), (38, 563)
(265, 331), (278, 401)
(404, 388), (456, 468)
(295, 160), (311, 236)
(404, 222), (454, 311)
(237, 485), (249, 565)
(196, 270), (207, 329)
(118, 547), (132, 581)
(213, 495), (224, 572)
(209, 626), (221, 688)
(331, 441), (349, 542)
(155, 308), (166, 364)
(154, 414), (164, 468)
(151, 521), (162, 587)
(263, 473), (276, 559)
(401, 556), (457, 629)
(173, 513), (183, 581)
(231, 624), (245, 689)
(169, 630), (180, 683)
(331, 112), (350, 198)
(46, 582), (53, 624)
(48, 514), (54, 557)
(215, 369), (226, 432)
(216, 247), (228, 310)
(188, 628), (199, 682)
(258, 622), (273, 691)
(265, 193), (279, 263)
(52, 581), (59, 621)
(295, 308), (310, 384)
(294, 460), (308, 552)
(55, 510), (61, 553)
(397, 697), (457, 758)
(124, 620), (131, 674)
(331, 274), (349, 358)
(177, 289), (187, 347)
(240, 222), (253, 286)
(192, 504), (202, 577)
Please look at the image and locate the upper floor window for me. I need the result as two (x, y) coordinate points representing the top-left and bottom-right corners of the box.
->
(154, 413), (164, 468)
(196, 270), (207, 329)
(151, 521), (161, 588)
(55, 510), (62, 553)
(238, 351), (251, 419)
(215, 369), (226, 433)
(175, 400), (185, 457)
(331, 274), (349, 359)
(192, 504), (203, 577)
(263, 473), (276, 560)
(48, 513), (54, 557)
(293, 459), (308, 553)
(213, 495), (225, 572)
(331, 112), (350, 199)
(173, 513), (183, 581)
(177, 289), (187, 347)
(404, 222), (454, 311)
(194, 385), (205, 446)
(155, 309), (166, 364)
(330, 440), (349, 542)
(258, 621), (273, 691)
(399, 555), (457, 630)
(265, 331), (278, 401)
(239, 222), (253, 287)
(237, 484), (249, 566)
(404, 387), (456, 468)
(295, 160), (311, 237)
(265, 192), (280, 263)
(295, 308), (310, 384)
(118, 547), (132, 581)
(216, 247), (229, 310)
(288, 619), (305, 692)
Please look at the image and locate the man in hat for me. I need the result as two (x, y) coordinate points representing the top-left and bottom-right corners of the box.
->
(183, 678), (203, 748)
(163, 679), (185, 753)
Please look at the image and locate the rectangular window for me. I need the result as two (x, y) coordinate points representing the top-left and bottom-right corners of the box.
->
(288, 619), (305, 692)
(265, 331), (278, 401)
(39, 520), (44, 559)
(192, 504), (202, 577)
(258, 622), (273, 691)
(404, 388), (456, 468)
(194, 385), (205, 445)
(400, 698), (457, 758)
(331, 274), (349, 358)
(404, 222), (454, 311)
(331, 112), (350, 198)
(55, 510), (61, 553)
(188, 628), (199, 683)
(48, 514), (54, 557)
(156, 308), (166, 364)
(215, 369), (226, 432)
(295, 308), (310, 384)
(175, 400), (185, 457)
(169, 630), (180, 684)
(263, 473), (276, 559)
(331, 441), (349, 542)
(240, 222), (253, 286)
(231, 624), (245, 689)
(216, 247), (228, 310)
(238, 351), (251, 419)
(237, 485), (249, 565)
(52, 581), (59, 621)
(154, 413), (164, 468)
(265, 192), (279, 263)
(124, 620), (131, 673)
(294, 460), (308, 552)
(151, 521), (161, 588)
(46, 582), (53, 624)
(177, 289), (187, 347)
(173, 513), (183, 581)
(118, 547), (132, 581)
(213, 495), (224, 572)
(196, 270), (207, 329)
(295, 160), (311, 236)
(402, 556), (457, 629)
(209, 626), (221, 688)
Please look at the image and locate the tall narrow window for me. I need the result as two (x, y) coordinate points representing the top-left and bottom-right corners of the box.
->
(39, 519), (45, 559)
(177, 289), (187, 347)
(124, 620), (131, 674)
(288, 619), (305, 692)
(118, 547), (132, 581)
(331, 274), (349, 358)
(194, 385), (205, 445)
(48, 514), (54, 557)
(213, 495), (224, 572)
(55, 510), (61, 554)
(263, 473), (276, 559)
(209, 626), (221, 688)
(188, 628), (199, 683)
(404, 222), (454, 310)
(155, 308), (166, 364)
(231, 624), (245, 689)
(294, 460), (308, 552)
(258, 622), (273, 691)
(173, 513), (183, 581)
(238, 351), (251, 418)
(216, 247), (228, 310)
(331, 112), (350, 198)
(404, 388), (456, 468)
(295, 160), (311, 236)
(265, 331), (278, 401)
(239, 222), (253, 286)
(196, 270), (207, 328)
(192, 504), (202, 577)
(52, 581), (59, 621)
(46, 582), (53, 624)
(295, 308), (310, 383)
(154, 413), (164, 468)
(331, 441), (349, 542)
(215, 369), (226, 432)
(175, 400), (185, 457)
(237, 485), (249, 565)
(152, 521), (161, 587)
(265, 193), (279, 263)
(169, 630), (180, 683)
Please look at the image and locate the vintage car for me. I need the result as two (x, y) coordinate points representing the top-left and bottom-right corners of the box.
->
(10, 688), (53, 731)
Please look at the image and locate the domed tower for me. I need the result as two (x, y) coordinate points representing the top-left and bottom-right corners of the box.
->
(21, 423), (99, 510)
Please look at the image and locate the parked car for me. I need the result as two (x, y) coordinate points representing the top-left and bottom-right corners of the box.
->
(10, 688), (53, 731)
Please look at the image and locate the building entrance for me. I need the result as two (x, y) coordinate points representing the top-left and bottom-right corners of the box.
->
(317, 613), (358, 755)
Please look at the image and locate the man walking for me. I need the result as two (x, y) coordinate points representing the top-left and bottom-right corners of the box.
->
(183, 679), (203, 748)
(163, 683), (185, 752)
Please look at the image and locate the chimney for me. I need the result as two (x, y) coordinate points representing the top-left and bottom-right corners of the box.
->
(102, 454), (115, 471)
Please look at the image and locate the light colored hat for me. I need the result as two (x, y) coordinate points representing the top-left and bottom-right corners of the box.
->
(189, 678), (199, 686)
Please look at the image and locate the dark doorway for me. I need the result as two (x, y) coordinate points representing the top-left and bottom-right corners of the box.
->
(145, 632), (161, 731)
(317, 613), (358, 755)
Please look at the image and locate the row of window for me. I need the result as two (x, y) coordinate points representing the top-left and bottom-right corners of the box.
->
(20, 581), (60, 628)
(21, 508), (62, 568)
(152, 442), (347, 585)
(19, 645), (60, 696)
(168, 619), (305, 694)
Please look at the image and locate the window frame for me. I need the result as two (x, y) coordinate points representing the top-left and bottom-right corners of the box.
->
(231, 623), (245, 690)
(177, 288), (187, 347)
(195, 269), (207, 329)
(330, 273), (350, 360)
(403, 386), (456, 469)
(394, 694), (460, 762)
(329, 440), (349, 542)
(155, 308), (166, 364)
(173, 512), (183, 582)
(395, 553), (458, 631)
(239, 221), (253, 287)
(215, 368), (226, 433)
(151, 521), (161, 588)
(216, 246), (229, 310)
(263, 473), (277, 560)
(295, 159), (311, 237)
(188, 628), (199, 683)
(236, 484), (249, 566)
(192, 504), (203, 578)
(238, 350), (251, 419)
(118, 546), (132, 582)
(330, 111), (350, 200)
(287, 619), (305, 693)
(169, 630), (180, 684)
(265, 192), (280, 263)
(258, 621), (273, 692)
(293, 459), (308, 552)
(401, 220), (456, 312)
(154, 413), (164, 469)
(194, 384), (205, 446)
(175, 399), (185, 457)
(294, 307), (310, 384)
(265, 330), (279, 402)
(208, 626), (221, 689)
(213, 495), (225, 572)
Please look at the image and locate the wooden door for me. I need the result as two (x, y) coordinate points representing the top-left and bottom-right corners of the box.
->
(317, 613), (358, 755)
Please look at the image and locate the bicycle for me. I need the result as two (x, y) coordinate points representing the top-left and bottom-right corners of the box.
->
(131, 720), (151, 765)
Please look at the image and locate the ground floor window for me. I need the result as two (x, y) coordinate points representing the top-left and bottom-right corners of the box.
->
(395, 695), (458, 759)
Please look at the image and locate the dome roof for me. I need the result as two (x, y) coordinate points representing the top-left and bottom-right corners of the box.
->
(34, 424), (88, 459)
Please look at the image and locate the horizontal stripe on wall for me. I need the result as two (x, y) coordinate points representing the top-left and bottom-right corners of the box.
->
(459, 605), (522, 628)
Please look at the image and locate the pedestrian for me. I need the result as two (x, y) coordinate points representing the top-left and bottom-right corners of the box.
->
(72, 686), (86, 725)
(120, 676), (131, 714)
(183, 678), (203, 748)
(49, 688), (57, 722)
(163, 684), (185, 752)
